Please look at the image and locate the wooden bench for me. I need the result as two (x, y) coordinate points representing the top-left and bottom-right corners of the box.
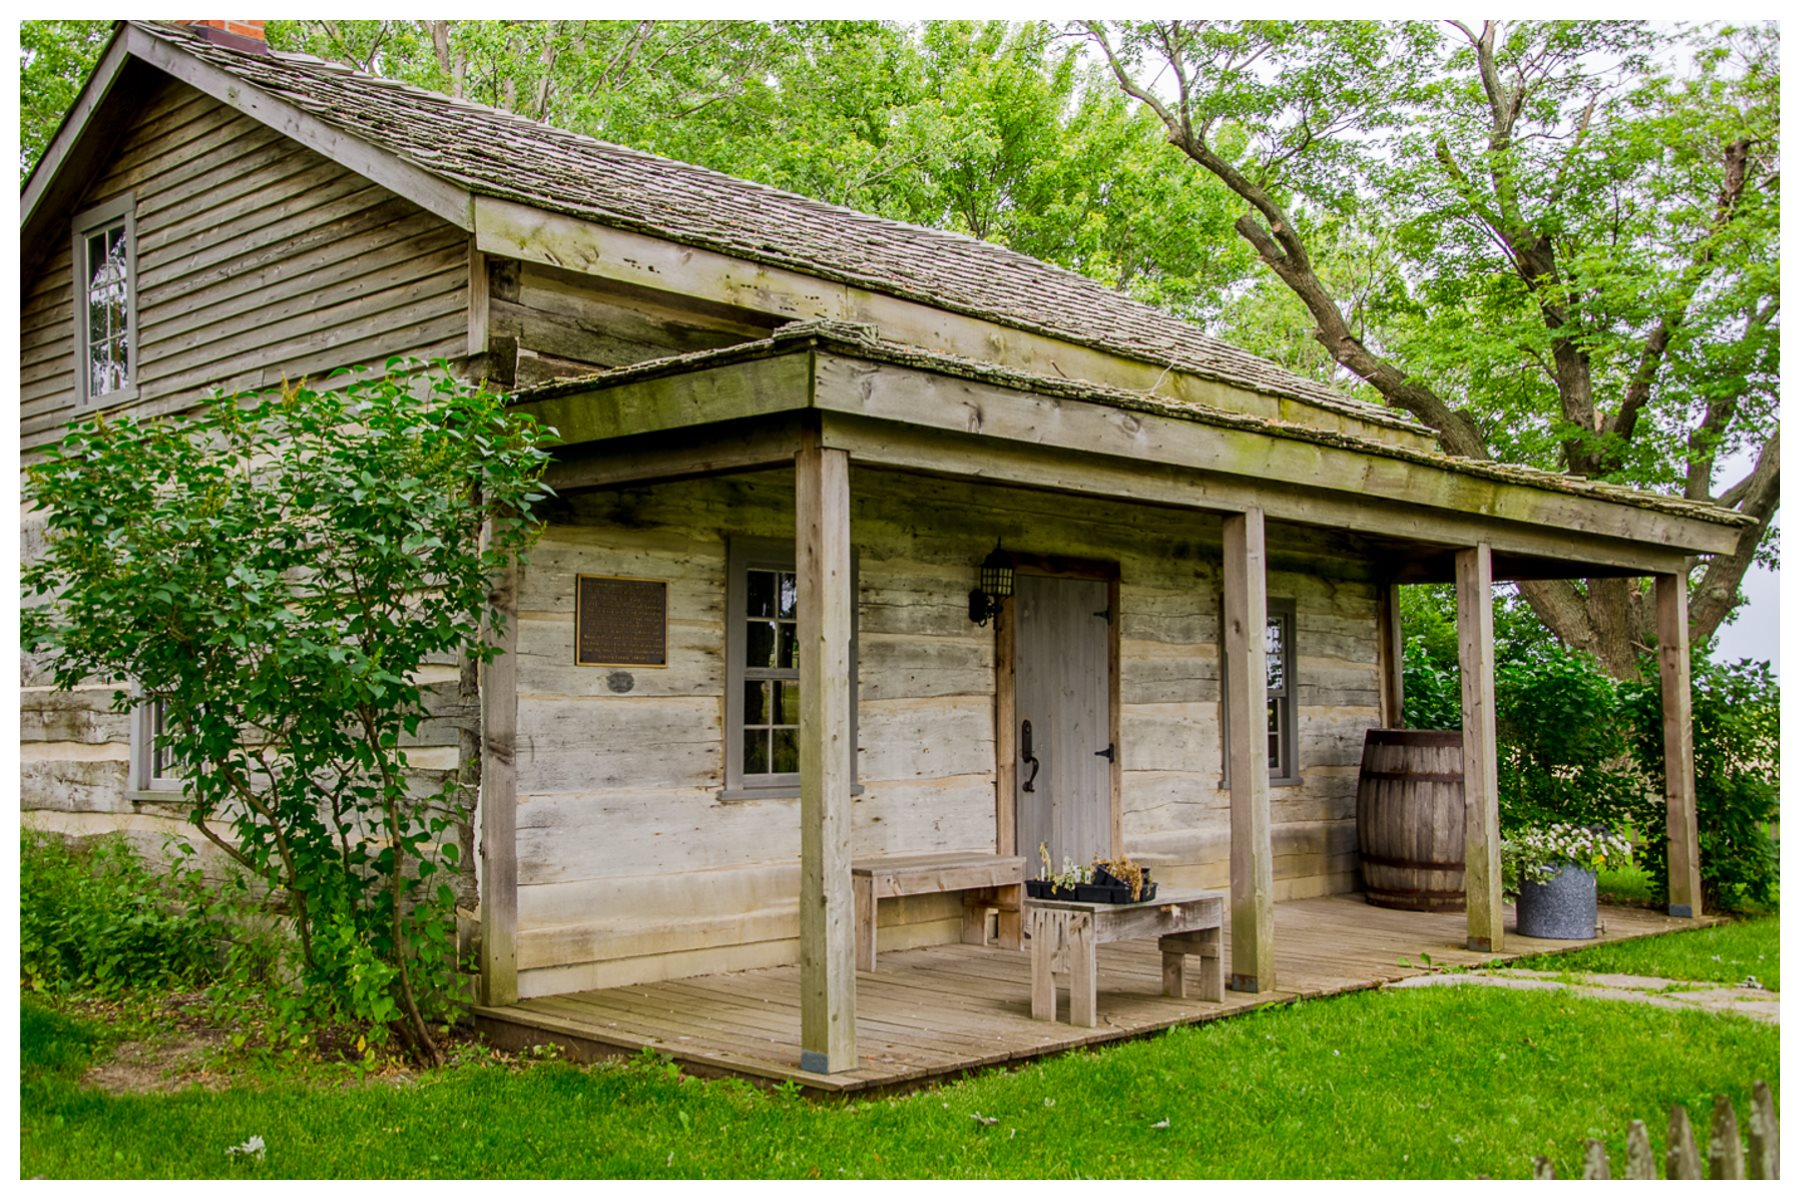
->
(1025, 888), (1225, 1026)
(851, 852), (1026, 972)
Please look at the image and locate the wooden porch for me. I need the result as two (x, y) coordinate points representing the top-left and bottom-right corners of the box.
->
(474, 894), (1713, 1095)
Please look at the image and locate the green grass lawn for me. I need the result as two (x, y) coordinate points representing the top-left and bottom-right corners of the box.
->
(1512, 915), (1780, 992)
(22, 975), (1778, 1180)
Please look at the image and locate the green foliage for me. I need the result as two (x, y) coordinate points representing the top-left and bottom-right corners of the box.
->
(20, 831), (226, 996)
(21, 365), (554, 1062)
(20, 985), (1778, 1179)
(1620, 656), (1781, 912)
(1400, 584), (1780, 912)
(17, 19), (113, 179)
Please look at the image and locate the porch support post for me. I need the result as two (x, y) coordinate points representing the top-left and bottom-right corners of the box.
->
(1222, 508), (1275, 993)
(478, 549), (519, 1007)
(796, 440), (856, 1073)
(1377, 579), (1406, 729)
(1456, 543), (1503, 953)
(1657, 572), (1702, 918)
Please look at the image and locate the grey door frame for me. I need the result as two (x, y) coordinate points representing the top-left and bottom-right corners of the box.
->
(993, 553), (1121, 864)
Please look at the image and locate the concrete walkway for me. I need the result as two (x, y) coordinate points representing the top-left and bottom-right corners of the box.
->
(1389, 968), (1780, 1024)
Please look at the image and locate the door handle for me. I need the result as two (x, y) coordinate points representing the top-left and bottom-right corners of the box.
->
(1021, 720), (1041, 793)
(1095, 743), (1116, 763)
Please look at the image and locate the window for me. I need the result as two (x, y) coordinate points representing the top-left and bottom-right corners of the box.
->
(723, 538), (857, 797)
(72, 196), (137, 408)
(131, 696), (180, 796)
(1221, 597), (1299, 784)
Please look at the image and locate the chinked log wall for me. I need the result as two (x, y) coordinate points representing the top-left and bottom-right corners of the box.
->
(19, 75), (472, 853)
(511, 470), (1383, 997)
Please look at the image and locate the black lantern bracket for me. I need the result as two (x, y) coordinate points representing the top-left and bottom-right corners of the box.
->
(969, 541), (1014, 626)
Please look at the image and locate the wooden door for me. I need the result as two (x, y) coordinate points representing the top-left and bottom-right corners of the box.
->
(1013, 573), (1113, 871)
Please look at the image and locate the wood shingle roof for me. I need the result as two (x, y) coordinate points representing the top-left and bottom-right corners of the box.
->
(128, 20), (1421, 436)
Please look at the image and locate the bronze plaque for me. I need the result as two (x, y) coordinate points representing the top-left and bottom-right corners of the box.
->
(575, 575), (668, 667)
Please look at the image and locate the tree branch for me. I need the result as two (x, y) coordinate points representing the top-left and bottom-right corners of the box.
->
(1688, 423), (1780, 644)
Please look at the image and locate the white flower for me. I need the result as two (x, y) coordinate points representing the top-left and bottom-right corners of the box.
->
(226, 1135), (266, 1161)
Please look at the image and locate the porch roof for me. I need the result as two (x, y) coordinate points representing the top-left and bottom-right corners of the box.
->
(510, 321), (1749, 583)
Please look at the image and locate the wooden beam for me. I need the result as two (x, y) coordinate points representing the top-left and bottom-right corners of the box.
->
(1377, 580), (1406, 729)
(511, 351), (813, 447)
(811, 356), (1742, 561)
(994, 594), (1018, 858)
(1222, 509), (1275, 992)
(479, 550), (520, 1006)
(1456, 544), (1503, 953)
(544, 418), (807, 493)
(796, 439), (856, 1073)
(816, 416), (1712, 577)
(1658, 572), (1702, 917)
(470, 194), (1432, 452)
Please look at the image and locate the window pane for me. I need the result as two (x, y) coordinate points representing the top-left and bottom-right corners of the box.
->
(1265, 616), (1286, 691)
(747, 570), (776, 618)
(152, 700), (172, 780)
(86, 233), (108, 286)
(778, 622), (798, 670)
(746, 620), (776, 668)
(774, 680), (799, 725)
(89, 343), (109, 399)
(777, 572), (798, 619)
(771, 727), (799, 774)
(744, 728), (770, 775)
(744, 681), (768, 726)
(1268, 698), (1281, 770)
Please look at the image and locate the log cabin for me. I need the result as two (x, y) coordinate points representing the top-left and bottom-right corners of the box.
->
(19, 21), (1749, 1075)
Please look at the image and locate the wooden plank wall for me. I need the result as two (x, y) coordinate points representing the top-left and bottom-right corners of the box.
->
(486, 259), (777, 388)
(19, 75), (473, 858)
(20, 76), (470, 454)
(511, 470), (1381, 997)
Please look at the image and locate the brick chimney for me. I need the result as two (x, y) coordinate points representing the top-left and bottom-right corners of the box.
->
(184, 20), (270, 53)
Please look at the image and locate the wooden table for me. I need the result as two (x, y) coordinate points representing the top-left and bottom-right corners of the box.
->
(852, 852), (1026, 972)
(1026, 888), (1226, 1026)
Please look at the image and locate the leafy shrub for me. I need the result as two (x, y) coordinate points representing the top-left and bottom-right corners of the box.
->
(21, 365), (554, 1063)
(20, 831), (225, 995)
(1621, 655), (1781, 912)
(1399, 586), (1780, 913)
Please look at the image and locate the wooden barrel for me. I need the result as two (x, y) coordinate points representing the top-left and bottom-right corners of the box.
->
(1356, 729), (1465, 912)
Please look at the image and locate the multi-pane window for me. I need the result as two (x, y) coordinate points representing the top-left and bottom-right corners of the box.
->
(741, 566), (801, 778)
(723, 538), (857, 796)
(1221, 597), (1298, 783)
(72, 197), (136, 408)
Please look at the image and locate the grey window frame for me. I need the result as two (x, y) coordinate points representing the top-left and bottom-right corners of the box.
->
(1219, 596), (1300, 786)
(721, 537), (859, 800)
(71, 193), (140, 410)
(129, 694), (181, 801)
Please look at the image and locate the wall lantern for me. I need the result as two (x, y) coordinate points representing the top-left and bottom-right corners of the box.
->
(968, 541), (1014, 626)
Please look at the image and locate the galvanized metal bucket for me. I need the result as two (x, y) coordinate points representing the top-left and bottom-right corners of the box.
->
(1516, 864), (1598, 939)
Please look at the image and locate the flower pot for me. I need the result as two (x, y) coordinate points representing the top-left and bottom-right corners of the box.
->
(1516, 864), (1598, 939)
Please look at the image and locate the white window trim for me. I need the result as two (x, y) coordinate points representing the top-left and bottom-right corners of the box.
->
(720, 537), (860, 801)
(1220, 595), (1300, 787)
(72, 193), (140, 410)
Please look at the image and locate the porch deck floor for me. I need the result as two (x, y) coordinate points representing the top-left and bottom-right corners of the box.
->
(473, 894), (1713, 1094)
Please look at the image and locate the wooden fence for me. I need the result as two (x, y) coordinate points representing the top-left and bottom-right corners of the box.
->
(1532, 1082), (1778, 1179)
